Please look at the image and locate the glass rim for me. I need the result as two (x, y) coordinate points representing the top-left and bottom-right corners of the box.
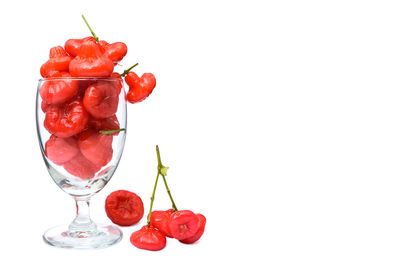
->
(39, 77), (122, 82)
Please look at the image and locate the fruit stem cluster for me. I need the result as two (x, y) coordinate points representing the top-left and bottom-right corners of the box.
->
(156, 146), (178, 212)
(147, 145), (178, 227)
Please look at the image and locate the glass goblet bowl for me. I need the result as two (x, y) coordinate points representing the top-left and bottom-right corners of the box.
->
(36, 76), (126, 249)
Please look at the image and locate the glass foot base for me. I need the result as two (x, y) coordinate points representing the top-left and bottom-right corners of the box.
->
(43, 224), (123, 249)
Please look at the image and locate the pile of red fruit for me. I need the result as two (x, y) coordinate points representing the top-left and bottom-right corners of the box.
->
(105, 146), (206, 251)
(40, 15), (156, 179)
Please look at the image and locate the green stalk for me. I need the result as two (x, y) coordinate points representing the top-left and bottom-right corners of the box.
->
(121, 63), (139, 77)
(147, 171), (160, 226)
(99, 128), (125, 135)
(82, 14), (99, 42)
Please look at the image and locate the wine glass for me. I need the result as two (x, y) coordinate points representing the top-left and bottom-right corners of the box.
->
(36, 76), (127, 249)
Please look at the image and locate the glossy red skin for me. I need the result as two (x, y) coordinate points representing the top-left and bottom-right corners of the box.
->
(150, 209), (174, 238)
(105, 190), (144, 226)
(44, 98), (89, 138)
(78, 128), (113, 167)
(69, 40), (114, 77)
(45, 135), (79, 165)
(101, 42), (128, 65)
(89, 115), (120, 135)
(110, 72), (123, 94)
(41, 100), (50, 113)
(125, 72), (156, 104)
(39, 72), (79, 104)
(63, 152), (101, 179)
(180, 213), (206, 244)
(130, 226), (166, 251)
(83, 81), (119, 119)
(64, 36), (96, 57)
(40, 46), (73, 78)
(168, 210), (200, 240)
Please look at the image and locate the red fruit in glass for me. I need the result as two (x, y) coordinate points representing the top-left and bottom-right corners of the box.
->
(62, 152), (101, 179)
(45, 135), (79, 165)
(83, 81), (119, 119)
(89, 115), (120, 135)
(44, 98), (89, 138)
(78, 128), (113, 167)
(64, 36), (96, 57)
(40, 72), (79, 104)
(99, 41), (128, 65)
(40, 46), (73, 78)
(69, 40), (114, 78)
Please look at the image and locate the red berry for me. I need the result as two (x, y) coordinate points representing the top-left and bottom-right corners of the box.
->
(102, 42), (128, 65)
(69, 40), (114, 78)
(45, 135), (79, 165)
(105, 190), (144, 226)
(78, 128), (113, 167)
(39, 72), (79, 104)
(168, 210), (200, 240)
(64, 36), (96, 57)
(180, 213), (206, 244)
(130, 225), (166, 251)
(83, 81), (119, 119)
(63, 152), (101, 179)
(40, 46), (73, 78)
(125, 72), (156, 104)
(150, 209), (174, 238)
(44, 98), (89, 138)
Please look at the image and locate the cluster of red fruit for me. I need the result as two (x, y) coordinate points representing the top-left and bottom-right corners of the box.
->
(105, 146), (206, 251)
(40, 16), (156, 179)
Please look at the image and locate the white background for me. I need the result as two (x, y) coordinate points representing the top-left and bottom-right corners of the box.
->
(0, 0), (399, 266)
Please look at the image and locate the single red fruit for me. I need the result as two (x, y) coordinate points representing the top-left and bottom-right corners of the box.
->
(78, 128), (113, 167)
(105, 190), (144, 226)
(89, 115), (120, 135)
(40, 46), (73, 78)
(64, 36), (96, 57)
(45, 135), (79, 165)
(44, 98), (89, 138)
(40, 72), (79, 104)
(99, 41), (128, 65)
(83, 81), (119, 119)
(125, 72), (156, 104)
(150, 209), (174, 238)
(130, 226), (166, 251)
(63, 152), (101, 179)
(168, 210), (200, 240)
(69, 40), (114, 77)
(180, 213), (206, 244)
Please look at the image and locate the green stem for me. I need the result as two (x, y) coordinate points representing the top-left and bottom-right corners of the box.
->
(147, 172), (160, 227)
(121, 63), (139, 77)
(99, 128), (125, 135)
(156, 145), (178, 211)
(82, 14), (99, 42)
(161, 173), (178, 211)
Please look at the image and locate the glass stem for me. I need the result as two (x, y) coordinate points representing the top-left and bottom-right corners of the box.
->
(69, 197), (97, 234)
